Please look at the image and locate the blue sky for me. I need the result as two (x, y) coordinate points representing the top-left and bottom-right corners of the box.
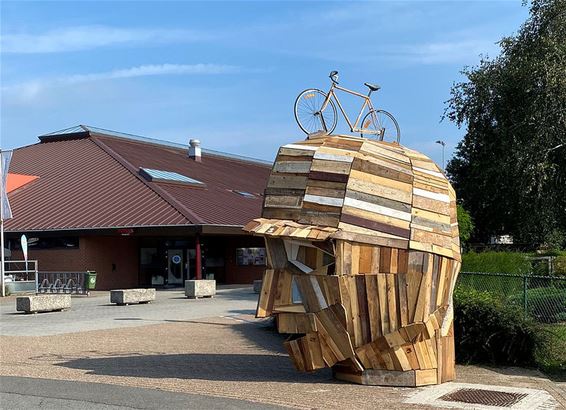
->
(1, 1), (528, 164)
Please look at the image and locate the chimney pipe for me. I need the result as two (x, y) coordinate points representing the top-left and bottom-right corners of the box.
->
(189, 139), (201, 162)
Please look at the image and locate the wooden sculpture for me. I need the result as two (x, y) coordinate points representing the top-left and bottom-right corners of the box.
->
(244, 134), (461, 387)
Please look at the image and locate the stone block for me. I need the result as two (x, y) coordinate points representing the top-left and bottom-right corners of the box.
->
(110, 288), (156, 305)
(16, 295), (71, 314)
(185, 280), (216, 299)
(253, 280), (262, 294)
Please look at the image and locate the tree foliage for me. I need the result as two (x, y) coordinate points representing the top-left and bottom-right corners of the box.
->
(457, 204), (474, 245)
(445, 0), (566, 247)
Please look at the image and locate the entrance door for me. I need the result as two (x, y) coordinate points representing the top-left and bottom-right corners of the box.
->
(167, 249), (184, 286)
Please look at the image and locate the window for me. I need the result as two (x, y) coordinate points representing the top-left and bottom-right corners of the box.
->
(236, 247), (266, 266)
(232, 190), (256, 198)
(139, 168), (204, 186)
(9, 237), (79, 250)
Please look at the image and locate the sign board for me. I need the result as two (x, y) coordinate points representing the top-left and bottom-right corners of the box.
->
(0, 150), (13, 220)
(21, 234), (28, 262)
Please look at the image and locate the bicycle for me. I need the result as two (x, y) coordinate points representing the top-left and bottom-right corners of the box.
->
(294, 71), (401, 143)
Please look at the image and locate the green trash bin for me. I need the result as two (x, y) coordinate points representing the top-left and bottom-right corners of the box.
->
(86, 271), (97, 290)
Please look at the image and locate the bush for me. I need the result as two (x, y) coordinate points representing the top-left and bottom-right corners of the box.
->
(509, 287), (566, 323)
(535, 325), (566, 377)
(461, 251), (531, 274)
(454, 288), (538, 366)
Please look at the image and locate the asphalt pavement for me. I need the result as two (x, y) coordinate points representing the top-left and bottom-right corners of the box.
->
(0, 376), (285, 409)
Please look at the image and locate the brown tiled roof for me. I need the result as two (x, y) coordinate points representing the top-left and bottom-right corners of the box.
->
(5, 127), (271, 232)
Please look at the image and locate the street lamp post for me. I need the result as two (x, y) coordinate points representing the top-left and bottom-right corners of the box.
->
(435, 140), (446, 170)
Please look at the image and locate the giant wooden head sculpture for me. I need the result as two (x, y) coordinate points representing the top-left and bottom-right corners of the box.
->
(244, 134), (461, 387)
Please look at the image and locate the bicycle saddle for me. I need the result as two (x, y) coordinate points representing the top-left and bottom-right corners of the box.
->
(364, 82), (381, 92)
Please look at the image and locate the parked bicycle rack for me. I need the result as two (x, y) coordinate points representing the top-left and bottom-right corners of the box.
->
(37, 272), (90, 295)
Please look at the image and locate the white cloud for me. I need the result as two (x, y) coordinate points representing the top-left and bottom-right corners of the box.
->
(2, 63), (244, 103)
(1, 25), (212, 53)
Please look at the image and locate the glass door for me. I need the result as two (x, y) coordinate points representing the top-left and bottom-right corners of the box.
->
(167, 249), (184, 286)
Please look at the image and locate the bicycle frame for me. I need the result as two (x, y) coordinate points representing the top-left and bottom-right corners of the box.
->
(321, 83), (378, 134)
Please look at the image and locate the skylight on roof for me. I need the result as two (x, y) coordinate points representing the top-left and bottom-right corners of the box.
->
(233, 190), (256, 198)
(139, 168), (204, 186)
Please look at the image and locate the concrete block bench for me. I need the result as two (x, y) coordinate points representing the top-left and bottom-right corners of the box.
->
(16, 294), (71, 314)
(110, 288), (156, 305)
(253, 280), (262, 294)
(185, 280), (216, 299)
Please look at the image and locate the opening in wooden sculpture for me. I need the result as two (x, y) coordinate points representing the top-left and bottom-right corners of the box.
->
(244, 134), (461, 387)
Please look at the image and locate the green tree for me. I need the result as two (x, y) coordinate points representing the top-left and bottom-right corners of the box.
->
(457, 204), (474, 246)
(445, 0), (566, 247)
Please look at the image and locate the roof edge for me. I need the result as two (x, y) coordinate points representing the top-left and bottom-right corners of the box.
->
(38, 124), (272, 167)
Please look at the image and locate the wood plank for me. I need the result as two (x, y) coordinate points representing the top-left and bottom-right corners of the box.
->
(338, 276), (354, 336)
(415, 369), (438, 386)
(264, 195), (303, 209)
(386, 274), (398, 332)
(412, 195), (450, 215)
(351, 243), (360, 275)
(349, 169), (412, 193)
(351, 157), (414, 184)
(265, 238), (288, 269)
(376, 274), (389, 335)
(346, 189), (412, 213)
(370, 247), (381, 273)
(347, 177), (412, 204)
(343, 197), (412, 222)
(341, 213), (411, 239)
(390, 249), (399, 273)
(257, 269), (276, 318)
(398, 249), (409, 273)
(267, 174), (308, 189)
(397, 272), (409, 327)
(342, 205), (411, 230)
(305, 185), (346, 198)
(407, 252), (424, 322)
(273, 161), (312, 174)
(403, 343), (420, 370)
(359, 245), (373, 274)
(284, 339), (306, 371)
(308, 171), (349, 183)
(273, 268), (293, 307)
(357, 276), (371, 345)
(414, 254), (433, 322)
(365, 275), (381, 339)
(348, 277), (363, 347)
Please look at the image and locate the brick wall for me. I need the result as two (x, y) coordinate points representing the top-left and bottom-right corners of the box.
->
(223, 236), (266, 284)
(10, 236), (139, 290)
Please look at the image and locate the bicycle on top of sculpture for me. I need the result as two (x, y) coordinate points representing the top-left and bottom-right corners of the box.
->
(294, 70), (401, 142)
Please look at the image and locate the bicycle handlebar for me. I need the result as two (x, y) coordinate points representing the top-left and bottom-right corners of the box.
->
(329, 70), (339, 84)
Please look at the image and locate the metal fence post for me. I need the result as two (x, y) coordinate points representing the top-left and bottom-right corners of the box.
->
(523, 275), (528, 317)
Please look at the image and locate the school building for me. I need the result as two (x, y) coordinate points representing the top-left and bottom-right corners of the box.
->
(4, 125), (272, 289)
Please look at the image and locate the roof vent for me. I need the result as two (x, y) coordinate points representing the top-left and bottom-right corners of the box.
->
(189, 139), (201, 162)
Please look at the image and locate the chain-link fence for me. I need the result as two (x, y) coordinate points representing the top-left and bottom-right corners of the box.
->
(456, 272), (566, 323)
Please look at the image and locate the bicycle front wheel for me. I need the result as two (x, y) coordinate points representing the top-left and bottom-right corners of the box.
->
(360, 109), (400, 143)
(294, 89), (337, 135)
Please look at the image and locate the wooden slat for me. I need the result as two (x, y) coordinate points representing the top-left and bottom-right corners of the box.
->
(365, 275), (381, 339)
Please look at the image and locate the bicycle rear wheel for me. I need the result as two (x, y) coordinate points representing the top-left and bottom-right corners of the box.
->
(294, 89), (337, 135)
(360, 109), (400, 143)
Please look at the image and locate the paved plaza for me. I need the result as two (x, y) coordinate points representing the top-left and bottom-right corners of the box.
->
(0, 286), (564, 409)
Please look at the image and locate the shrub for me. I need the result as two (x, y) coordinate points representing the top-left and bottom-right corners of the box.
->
(461, 251), (531, 274)
(454, 288), (538, 366)
(535, 325), (566, 377)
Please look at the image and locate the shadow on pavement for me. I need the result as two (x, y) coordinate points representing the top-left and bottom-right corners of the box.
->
(58, 352), (331, 383)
